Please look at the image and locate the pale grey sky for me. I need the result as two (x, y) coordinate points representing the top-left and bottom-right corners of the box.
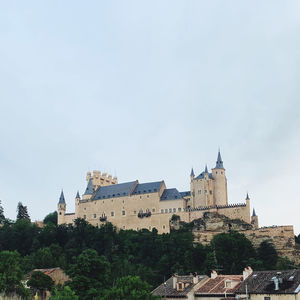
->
(0, 1), (300, 233)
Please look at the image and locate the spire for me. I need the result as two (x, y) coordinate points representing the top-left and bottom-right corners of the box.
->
(84, 178), (94, 195)
(246, 192), (250, 200)
(252, 208), (256, 217)
(205, 164), (208, 173)
(190, 168), (195, 177)
(76, 191), (80, 199)
(215, 150), (224, 169)
(58, 190), (66, 204)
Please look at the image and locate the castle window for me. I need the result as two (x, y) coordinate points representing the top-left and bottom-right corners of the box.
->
(221, 171), (223, 174)
(169, 208), (172, 213)
(264, 297), (270, 300)
(140, 196), (142, 199)
(165, 209), (168, 213)
(210, 190), (212, 195)
(147, 195), (149, 198)
(122, 210), (126, 216)
(178, 208), (182, 212)
(173, 208), (176, 212)
(152, 208), (155, 213)
(122, 200), (125, 203)
(83, 215), (86, 220)
(94, 214), (96, 218)
(161, 209), (164, 213)
(59, 212), (61, 215)
(134, 210), (136, 214)
(111, 211), (114, 217)
(198, 190), (201, 195)
(216, 171), (218, 174)
(84, 207), (86, 210)
(163, 225), (166, 229)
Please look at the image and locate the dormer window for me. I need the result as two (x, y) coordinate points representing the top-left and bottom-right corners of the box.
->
(225, 280), (231, 288)
(177, 282), (184, 291)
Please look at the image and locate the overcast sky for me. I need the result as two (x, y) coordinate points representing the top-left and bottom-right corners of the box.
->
(0, 1), (300, 234)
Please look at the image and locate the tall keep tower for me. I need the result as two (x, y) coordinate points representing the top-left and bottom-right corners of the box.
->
(211, 150), (228, 206)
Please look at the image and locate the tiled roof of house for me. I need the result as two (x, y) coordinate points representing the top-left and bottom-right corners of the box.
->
(237, 270), (300, 295)
(92, 181), (138, 200)
(152, 275), (208, 298)
(132, 181), (163, 195)
(160, 188), (183, 201)
(195, 275), (243, 296)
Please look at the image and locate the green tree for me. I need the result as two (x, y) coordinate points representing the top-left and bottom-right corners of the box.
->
(67, 249), (111, 300)
(257, 241), (278, 270)
(16, 202), (31, 221)
(0, 200), (5, 224)
(43, 211), (58, 226)
(50, 286), (79, 300)
(100, 276), (159, 300)
(27, 271), (54, 297)
(0, 250), (28, 297)
(211, 231), (256, 274)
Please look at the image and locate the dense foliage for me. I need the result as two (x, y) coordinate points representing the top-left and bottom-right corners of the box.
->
(0, 209), (297, 299)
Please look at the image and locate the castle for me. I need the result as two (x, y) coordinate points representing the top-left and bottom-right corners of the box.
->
(57, 151), (259, 233)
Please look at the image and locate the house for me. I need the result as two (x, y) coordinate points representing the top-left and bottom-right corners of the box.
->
(194, 270), (244, 300)
(237, 269), (300, 300)
(152, 273), (209, 300)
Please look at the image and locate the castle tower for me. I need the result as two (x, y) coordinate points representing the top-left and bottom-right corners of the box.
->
(212, 150), (228, 206)
(251, 208), (259, 229)
(190, 165), (214, 208)
(57, 190), (66, 224)
(245, 192), (251, 223)
(75, 191), (80, 218)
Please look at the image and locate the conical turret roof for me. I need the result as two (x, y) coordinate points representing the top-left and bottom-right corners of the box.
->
(205, 165), (208, 173)
(215, 150), (224, 169)
(76, 191), (80, 199)
(252, 208), (257, 217)
(190, 168), (195, 177)
(58, 190), (66, 204)
(84, 178), (94, 195)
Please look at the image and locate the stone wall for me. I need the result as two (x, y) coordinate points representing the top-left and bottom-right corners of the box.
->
(174, 212), (300, 264)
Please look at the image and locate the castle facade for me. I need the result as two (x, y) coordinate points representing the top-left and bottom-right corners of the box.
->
(57, 151), (258, 233)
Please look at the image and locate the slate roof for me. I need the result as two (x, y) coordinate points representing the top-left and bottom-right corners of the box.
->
(132, 181), (163, 195)
(84, 178), (94, 195)
(152, 275), (208, 298)
(215, 150), (224, 169)
(237, 270), (300, 295)
(180, 191), (191, 197)
(195, 172), (214, 180)
(195, 275), (243, 296)
(92, 181), (138, 200)
(160, 188), (183, 201)
(58, 191), (66, 204)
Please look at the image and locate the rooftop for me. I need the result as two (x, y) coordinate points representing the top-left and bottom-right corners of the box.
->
(237, 270), (300, 295)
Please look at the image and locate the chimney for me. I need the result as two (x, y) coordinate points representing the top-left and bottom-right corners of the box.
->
(211, 270), (218, 279)
(273, 277), (279, 291)
(193, 272), (199, 284)
(243, 266), (253, 281)
(173, 274), (178, 289)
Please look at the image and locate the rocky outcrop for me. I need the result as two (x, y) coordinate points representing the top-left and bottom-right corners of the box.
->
(170, 212), (300, 264)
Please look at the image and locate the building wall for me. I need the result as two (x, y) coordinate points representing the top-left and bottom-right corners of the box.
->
(238, 293), (300, 300)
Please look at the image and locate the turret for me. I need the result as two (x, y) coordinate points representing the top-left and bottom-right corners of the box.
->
(75, 191), (81, 217)
(190, 168), (195, 180)
(251, 208), (259, 229)
(245, 192), (251, 223)
(190, 168), (195, 207)
(212, 150), (228, 206)
(57, 190), (66, 224)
